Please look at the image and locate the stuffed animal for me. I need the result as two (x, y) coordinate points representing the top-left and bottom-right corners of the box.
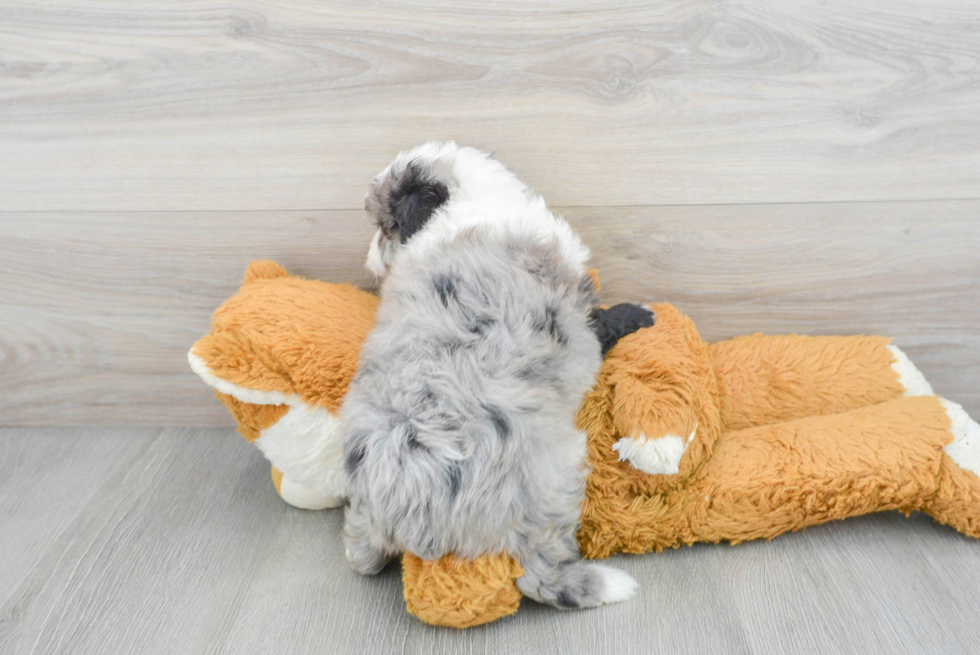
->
(190, 261), (980, 628)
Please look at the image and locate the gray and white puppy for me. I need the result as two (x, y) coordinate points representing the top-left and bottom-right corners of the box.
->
(341, 142), (653, 610)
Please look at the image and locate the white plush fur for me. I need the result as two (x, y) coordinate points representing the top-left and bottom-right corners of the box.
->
(942, 399), (980, 477)
(278, 475), (344, 510)
(887, 345), (935, 397)
(189, 349), (348, 502)
(612, 427), (697, 475)
(187, 350), (302, 407)
(254, 404), (347, 501)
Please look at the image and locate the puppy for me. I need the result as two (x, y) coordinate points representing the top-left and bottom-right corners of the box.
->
(341, 142), (653, 610)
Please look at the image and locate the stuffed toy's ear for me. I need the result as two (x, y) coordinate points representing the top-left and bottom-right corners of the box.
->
(243, 259), (288, 283)
(402, 552), (524, 628)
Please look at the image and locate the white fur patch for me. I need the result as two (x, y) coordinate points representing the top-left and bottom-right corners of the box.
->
(942, 399), (980, 477)
(254, 404), (348, 501)
(594, 565), (639, 604)
(187, 350), (303, 407)
(887, 345), (934, 397)
(612, 427), (697, 475)
(365, 227), (391, 278)
(278, 475), (345, 510)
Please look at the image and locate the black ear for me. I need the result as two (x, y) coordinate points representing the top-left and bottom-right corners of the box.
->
(387, 163), (450, 244)
(589, 303), (655, 356)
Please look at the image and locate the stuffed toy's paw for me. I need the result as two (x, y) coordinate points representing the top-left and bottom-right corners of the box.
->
(270, 466), (345, 510)
(402, 553), (524, 629)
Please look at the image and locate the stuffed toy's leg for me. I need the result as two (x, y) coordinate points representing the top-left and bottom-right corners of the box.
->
(708, 334), (933, 431)
(400, 397), (980, 626)
(216, 392), (345, 510)
(269, 465), (343, 510)
(674, 395), (980, 546)
(585, 395), (969, 554)
(401, 552), (526, 629)
(927, 401), (980, 538)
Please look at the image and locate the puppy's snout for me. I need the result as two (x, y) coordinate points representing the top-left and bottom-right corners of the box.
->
(365, 228), (389, 277)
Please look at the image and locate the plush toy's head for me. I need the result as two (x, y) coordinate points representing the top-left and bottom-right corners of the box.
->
(188, 260), (379, 506)
(189, 260), (379, 411)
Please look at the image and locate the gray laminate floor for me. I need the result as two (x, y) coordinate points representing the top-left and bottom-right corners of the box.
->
(3, 427), (980, 655)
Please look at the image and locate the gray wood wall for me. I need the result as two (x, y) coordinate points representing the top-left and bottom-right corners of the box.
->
(1, 0), (978, 426)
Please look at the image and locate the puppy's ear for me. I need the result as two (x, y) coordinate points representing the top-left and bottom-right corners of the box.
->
(387, 162), (450, 244)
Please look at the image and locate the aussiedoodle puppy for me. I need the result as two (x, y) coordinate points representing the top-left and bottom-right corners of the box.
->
(340, 142), (653, 610)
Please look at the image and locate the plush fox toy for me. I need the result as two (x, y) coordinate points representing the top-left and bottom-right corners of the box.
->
(190, 261), (980, 628)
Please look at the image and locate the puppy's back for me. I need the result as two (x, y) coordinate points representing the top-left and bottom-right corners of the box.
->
(341, 229), (602, 560)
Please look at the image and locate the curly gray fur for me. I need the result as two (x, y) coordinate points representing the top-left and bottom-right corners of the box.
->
(342, 144), (638, 610)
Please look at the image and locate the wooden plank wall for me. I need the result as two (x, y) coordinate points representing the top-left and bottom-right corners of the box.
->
(1, 0), (978, 425)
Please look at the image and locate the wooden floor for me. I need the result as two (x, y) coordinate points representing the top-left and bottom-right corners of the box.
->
(3, 427), (980, 655)
(2, 0), (980, 653)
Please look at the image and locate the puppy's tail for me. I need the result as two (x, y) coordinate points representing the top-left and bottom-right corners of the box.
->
(515, 556), (638, 610)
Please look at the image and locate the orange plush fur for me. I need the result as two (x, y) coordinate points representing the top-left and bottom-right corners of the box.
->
(192, 260), (378, 414)
(191, 262), (980, 629)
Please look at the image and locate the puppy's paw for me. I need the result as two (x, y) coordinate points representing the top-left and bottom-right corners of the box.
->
(344, 544), (392, 576)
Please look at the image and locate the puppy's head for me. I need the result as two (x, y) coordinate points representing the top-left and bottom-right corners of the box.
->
(364, 142), (530, 277)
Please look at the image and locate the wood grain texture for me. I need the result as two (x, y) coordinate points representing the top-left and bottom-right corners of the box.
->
(1, 201), (977, 426)
(1, 0), (979, 211)
(0, 428), (159, 598)
(716, 515), (980, 654)
(0, 428), (288, 655)
(4, 427), (980, 654)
